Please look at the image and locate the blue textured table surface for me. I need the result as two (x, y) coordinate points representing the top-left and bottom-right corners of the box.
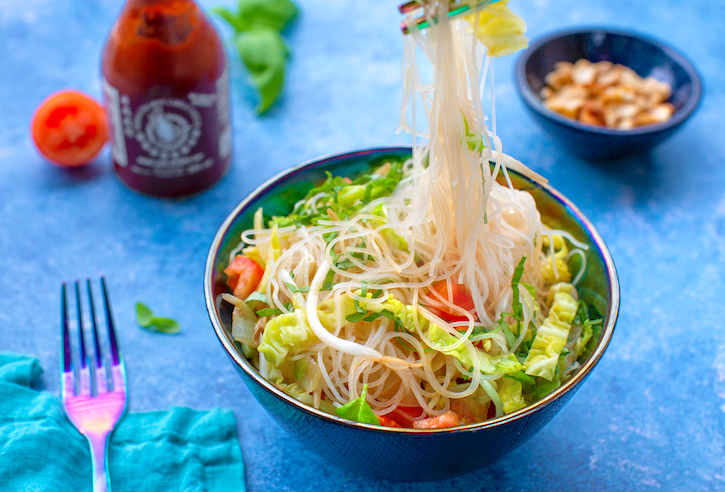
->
(1, 0), (723, 490)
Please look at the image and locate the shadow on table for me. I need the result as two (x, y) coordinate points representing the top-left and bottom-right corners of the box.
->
(560, 134), (705, 212)
(36, 156), (111, 190)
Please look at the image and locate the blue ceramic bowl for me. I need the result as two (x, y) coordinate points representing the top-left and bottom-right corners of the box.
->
(515, 28), (702, 160)
(204, 147), (620, 481)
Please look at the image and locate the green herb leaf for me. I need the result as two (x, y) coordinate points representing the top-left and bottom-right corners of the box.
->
(212, 7), (246, 32)
(379, 309), (405, 331)
(135, 303), (180, 334)
(150, 317), (181, 334)
(256, 307), (283, 317)
(470, 325), (488, 337)
(346, 312), (367, 323)
(500, 320), (516, 347)
(511, 257), (526, 321)
(237, 0), (298, 32)
(285, 282), (310, 293)
(136, 302), (154, 328)
(213, 0), (298, 113)
(335, 384), (380, 425)
(522, 283), (536, 299)
(504, 370), (536, 385)
(236, 29), (289, 114)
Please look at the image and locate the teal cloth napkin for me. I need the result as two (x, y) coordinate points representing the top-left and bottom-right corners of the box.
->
(0, 352), (245, 492)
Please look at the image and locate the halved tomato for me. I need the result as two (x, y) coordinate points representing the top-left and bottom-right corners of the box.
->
(31, 90), (108, 167)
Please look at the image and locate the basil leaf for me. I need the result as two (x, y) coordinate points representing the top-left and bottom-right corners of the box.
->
(237, 0), (298, 32)
(149, 317), (180, 335)
(135, 302), (154, 328)
(214, 0), (298, 113)
(335, 384), (380, 425)
(236, 29), (289, 114)
(136, 302), (180, 334)
(211, 7), (246, 32)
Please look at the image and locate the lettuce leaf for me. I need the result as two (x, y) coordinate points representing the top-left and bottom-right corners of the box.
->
(257, 309), (315, 367)
(268, 161), (405, 228)
(523, 283), (577, 380)
(499, 377), (527, 414)
(464, 0), (528, 57)
(428, 324), (522, 375)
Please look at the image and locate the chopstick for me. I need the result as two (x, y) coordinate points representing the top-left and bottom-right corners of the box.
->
(399, 0), (502, 34)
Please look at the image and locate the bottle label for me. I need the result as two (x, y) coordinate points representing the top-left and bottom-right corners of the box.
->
(103, 69), (231, 179)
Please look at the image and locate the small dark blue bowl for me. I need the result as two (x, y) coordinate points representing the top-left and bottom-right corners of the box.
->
(204, 147), (619, 481)
(515, 27), (702, 160)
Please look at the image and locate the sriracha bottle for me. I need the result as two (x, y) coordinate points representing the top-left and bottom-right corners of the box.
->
(102, 0), (231, 197)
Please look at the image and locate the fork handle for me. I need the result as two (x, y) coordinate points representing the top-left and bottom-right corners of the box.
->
(87, 432), (112, 492)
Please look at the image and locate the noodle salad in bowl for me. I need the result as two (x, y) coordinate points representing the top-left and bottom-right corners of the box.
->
(205, 1), (618, 477)
(221, 154), (603, 428)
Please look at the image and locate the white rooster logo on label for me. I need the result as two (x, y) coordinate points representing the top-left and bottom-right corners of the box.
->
(132, 99), (202, 161)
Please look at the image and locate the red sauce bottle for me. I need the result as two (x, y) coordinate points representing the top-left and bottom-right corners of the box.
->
(102, 0), (231, 197)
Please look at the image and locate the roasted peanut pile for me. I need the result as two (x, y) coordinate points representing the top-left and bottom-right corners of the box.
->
(541, 59), (674, 129)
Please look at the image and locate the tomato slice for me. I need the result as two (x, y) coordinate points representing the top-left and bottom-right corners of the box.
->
(376, 415), (401, 428)
(224, 256), (264, 300)
(431, 280), (476, 321)
(31, 90), (108, 167)
(386, 406), (425, 428)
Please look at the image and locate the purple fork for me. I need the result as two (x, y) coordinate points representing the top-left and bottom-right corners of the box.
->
(61, 278), (128, 492)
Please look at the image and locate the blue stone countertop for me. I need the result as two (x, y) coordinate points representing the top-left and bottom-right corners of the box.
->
(1, 0), (724, 490)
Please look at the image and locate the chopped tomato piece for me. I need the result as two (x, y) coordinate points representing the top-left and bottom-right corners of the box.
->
(431, 280), (476, 322)
(412, 411), (461, 429)
(377, 415), (401, 428)
(31, 90), (108, 167)
(386, 406), (425, 428)
(224, 256), (264, 300)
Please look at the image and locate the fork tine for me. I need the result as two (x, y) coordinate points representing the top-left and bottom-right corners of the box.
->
(60, 283), (74, 399)
(74, 281), (92, 396)
(87, 279), (109, 394)
(100, 277), (126, 391)
(86, 279), (103, 369)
